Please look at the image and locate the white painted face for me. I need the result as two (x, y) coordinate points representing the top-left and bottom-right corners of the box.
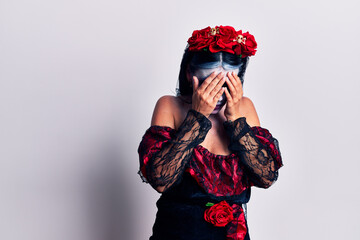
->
(190, 62), (241, 115)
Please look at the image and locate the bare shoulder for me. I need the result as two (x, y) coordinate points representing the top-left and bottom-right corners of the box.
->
(151, 95), (183, 128)
(241, 96), (261, 127)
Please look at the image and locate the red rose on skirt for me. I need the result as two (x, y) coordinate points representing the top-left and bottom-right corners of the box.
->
(204, 201), (234, 227)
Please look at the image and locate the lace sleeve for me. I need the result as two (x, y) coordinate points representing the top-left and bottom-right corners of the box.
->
(223, 117), (283, 189)
(138, 109), (212, 193)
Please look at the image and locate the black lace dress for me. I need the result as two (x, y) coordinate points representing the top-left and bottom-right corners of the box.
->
(138, 109), (283, 240)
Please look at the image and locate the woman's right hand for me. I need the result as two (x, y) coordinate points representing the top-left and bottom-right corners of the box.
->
(191, 72), (226, 118)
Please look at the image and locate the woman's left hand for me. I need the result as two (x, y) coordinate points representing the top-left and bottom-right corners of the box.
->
(224, 72), (244, 121)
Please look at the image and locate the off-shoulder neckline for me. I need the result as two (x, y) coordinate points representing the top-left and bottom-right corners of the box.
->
(195, 144), (236, 159)
(148, 125), (237, 159)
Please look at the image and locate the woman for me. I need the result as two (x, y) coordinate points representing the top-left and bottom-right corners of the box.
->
(138, 26), (283, 240)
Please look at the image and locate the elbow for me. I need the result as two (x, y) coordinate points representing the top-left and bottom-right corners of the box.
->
(152, 181), (176, 194)
(262, 173), (279, 188)
(149, 180), (167, 193)
(254, 179), (276, 189)
(148, 179), (166, 193)
(154, 186), (165, 193)
(252, 174), (278, 189)
(260, 179), (276, 189)
(259, 168), (279, 189)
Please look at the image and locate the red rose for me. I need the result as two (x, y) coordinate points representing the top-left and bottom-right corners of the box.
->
(188, 27), (213, 51)
(204, 201), (234, 227)
(218, 26), (237, 43)
(210, 39), (237, 54)
(187, 26), (257, 57)
(241, 32), (257, 56)
(209, 26), (237, 54)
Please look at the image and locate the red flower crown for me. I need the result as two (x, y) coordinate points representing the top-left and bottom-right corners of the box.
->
(187, 26), (257, 58)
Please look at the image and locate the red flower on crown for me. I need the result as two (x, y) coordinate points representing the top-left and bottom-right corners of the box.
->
(187, 26), (257, 58)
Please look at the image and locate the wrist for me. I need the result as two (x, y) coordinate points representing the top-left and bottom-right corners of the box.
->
(225, 114), (244, 122)
(188, 109), (212, 130)
(223, 117), (250, 142)
(191, 108), (210, 118)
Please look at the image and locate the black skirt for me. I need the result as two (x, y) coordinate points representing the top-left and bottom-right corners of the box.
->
(148, 172), (251, 240)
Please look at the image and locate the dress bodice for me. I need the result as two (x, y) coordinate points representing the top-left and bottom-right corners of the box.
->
(159, 143), (252, 206)
(138, 125), (253, 197)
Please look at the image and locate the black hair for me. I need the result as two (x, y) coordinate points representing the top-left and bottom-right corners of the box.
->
(176, 48), (249, 97)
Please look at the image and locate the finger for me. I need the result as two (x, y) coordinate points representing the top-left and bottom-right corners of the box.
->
(232, 71), (243, 89)
(214, 87), (226, 102)
(225, 73), (237, 97)
(232, 72), (243, 98)
(197, 72), (217, 92)
(204, 72), (224, 96)
(231, 72), (242, 91)
(224, 87), (233, 103)
(209, 76), (226, 99)
(192, 76), (199, 92)
(227, 72), (239, 93)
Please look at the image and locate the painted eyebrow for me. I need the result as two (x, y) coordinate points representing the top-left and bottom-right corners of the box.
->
(222, 62), (242, 70)
(191, 62), (221, 69)
(195, 65), (239, 78)
(192, 62), (241, 71)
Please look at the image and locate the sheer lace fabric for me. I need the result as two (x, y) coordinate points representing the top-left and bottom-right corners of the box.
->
(223, 117), (283, 188)
(138, 110), (283, 194)
(138, 109), (212, 193)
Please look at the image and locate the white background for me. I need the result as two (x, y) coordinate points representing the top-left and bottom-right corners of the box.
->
(1, 0), (359, 239)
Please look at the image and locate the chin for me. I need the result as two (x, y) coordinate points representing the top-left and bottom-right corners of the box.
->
(210, 105), (224, 115)
(210, 109), (220, 115)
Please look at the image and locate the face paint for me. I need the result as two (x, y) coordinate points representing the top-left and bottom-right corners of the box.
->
(191, 64), (240, 115)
